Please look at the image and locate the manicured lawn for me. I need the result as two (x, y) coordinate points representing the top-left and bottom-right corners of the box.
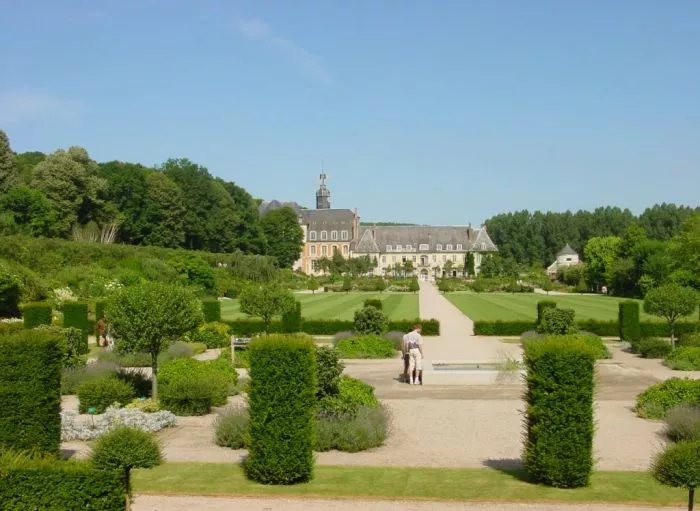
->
(133, 463), (685, 506)
(445, 293), (675, 322)
(221, 292), (419, 321)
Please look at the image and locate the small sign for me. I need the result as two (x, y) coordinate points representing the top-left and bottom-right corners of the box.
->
(87, 406), (97, 415)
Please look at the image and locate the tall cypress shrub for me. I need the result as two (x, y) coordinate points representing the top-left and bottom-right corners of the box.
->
(202, 299), (222, 323)
(618, 301), (641, 344)
(523, 336), (597, 488)
(245, 335), (317, 484)
(0, 330), (62, 455)
(22, 302), (52, 328)
(537, 300), (557, 325)
(63, 302), (90, 347)
(281, 301), (302, 333)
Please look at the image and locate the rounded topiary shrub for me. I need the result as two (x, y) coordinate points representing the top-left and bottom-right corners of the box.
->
(636, 378), (700, 420)
(245, 335), (317, 484)
(363, 298), (382, 310)
(77, 377), (136, 414)
(187, 322), (230, 349)
(537, 308), (577, 335)
(335, 335), (395, 359)
(201, 299), (221, 323)
(665, 404), (700, 442)
(638, 338), (673, 359)
(536, 300), (557, 325)
(651, 440), (700, 511)
(353, 306), (388, 335)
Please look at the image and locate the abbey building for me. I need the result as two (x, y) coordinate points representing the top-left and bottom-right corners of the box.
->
(258, 174), (497, 279)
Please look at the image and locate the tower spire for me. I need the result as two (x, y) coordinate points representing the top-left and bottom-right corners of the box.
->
(316, 167), (331, 209)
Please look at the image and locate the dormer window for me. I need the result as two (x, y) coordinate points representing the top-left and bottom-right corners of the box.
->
(396, 245), (402, 251)
(436, 244), (443, 251)
(481, 243), (486, 250)
(456, 244), (463, 251)
(405, 244), (412, 251)
(386, 245), (392, 252)
(419, 244), (429, 251)
(446, 244), (453, 251)
(341, 230), (349, 240)
(321, 231), (328, 241)
(331, 230), (338, 241)
(309, 231), (317, 241)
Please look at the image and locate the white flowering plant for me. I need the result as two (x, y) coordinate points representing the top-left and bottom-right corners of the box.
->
(61, 403), (177, 441)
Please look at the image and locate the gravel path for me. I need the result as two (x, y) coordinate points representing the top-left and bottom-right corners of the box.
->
(133, 495), (679, 511)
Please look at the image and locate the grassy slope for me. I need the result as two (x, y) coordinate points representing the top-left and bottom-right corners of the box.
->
(445, 293), (674, 322)
(221, 292), (419, 321)
(133, 464), (685, 505)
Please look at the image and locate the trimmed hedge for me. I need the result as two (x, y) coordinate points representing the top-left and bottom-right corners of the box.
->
(224, 318), (441, 336)
(95, 300), (106, 320)
(202, 299), (222, 323)
(363, 298), (383, 310)
(63, 302), (90, 343)
(0, 458), (126, 511)
(618, 301), (641, 344)
(281, 300), (302, 333)
(523, 336), (597, 488)
(246, 335), (317, 484)
(537, 300), (557, 325)
(474, 319), (699, 338)
(22, 302), (52, 328)
(77, 377), (136, 414)
(0, 330), (62, 455)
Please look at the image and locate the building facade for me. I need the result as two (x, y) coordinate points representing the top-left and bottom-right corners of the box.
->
(546, 244), (580, 278)
(259, 174), (497, 277)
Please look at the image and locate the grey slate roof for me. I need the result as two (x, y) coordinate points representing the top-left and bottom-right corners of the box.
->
(354, 225), (497, 253)
(302, 209), (355, 232)
(557, 244), (578, 257)
(258, 200), (305, 216)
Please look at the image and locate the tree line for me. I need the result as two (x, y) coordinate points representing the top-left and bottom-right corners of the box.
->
(0, 130), (303, 268)
(484, 205), (699, 268)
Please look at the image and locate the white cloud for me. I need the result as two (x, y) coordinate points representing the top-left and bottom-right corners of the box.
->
(0, 90), (84, 125)
(233, 17), (331, 84)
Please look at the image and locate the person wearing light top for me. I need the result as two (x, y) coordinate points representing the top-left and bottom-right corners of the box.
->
(402, 324), (423, 385)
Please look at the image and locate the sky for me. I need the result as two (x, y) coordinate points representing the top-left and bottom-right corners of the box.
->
(1, 0), (699, 225)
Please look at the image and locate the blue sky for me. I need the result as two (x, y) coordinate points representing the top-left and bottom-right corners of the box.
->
(2, 0), (699, 225)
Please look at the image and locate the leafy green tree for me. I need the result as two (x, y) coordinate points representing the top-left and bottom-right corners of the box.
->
(100, 161), (152, 244)
(353, 305), (388, 335)
(105, 282), (203, 399)
(644, 284), (699, 348)
(0, 185), (56, 236)
(219, 179), (267, 254)
(167, 252), (216, 294)
(308, 275), (319, 294)
(342, 275), (353, 293)
(541, 278), (554, 295)
(403, 259), (414, 276)
(0, 129), (18, 192)
(651, 440), (700, 511)
(331, 251), (347, 275)
(260, 206), (303, 269)
(375, 278), (387, 293)
(465, 252), (475, 277)
(239, 283), (295, 333)
(444, 259), (453, 277)
(640, 203), (700, 240)
(315, 257), (332, 276)
(91, 426), (163, 511)
(438, 278), (451, 293)
(143, 172), (186, 247)
(583, 236), (621, 290)
(0, 262), (22, 317)
(14, 151), (45, 183)
(670, 214), (700, 292)
(408, 277), (419, 293)
(31, 147), (107, 235)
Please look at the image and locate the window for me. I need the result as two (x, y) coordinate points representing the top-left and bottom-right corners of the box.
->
(412, 255), (416, 262)
(386, 245), (392, 252)
(309, 231), (317, 241)
(456, 244), (463, 251)
(419, 243), (429, 251)
(331, 230), (338, 240)
(446, 244), (453, 251)
(392, 256), (396, 262)
(481, 243), (486, 250)
(341, 230), (349, 240)
(406, 244), (412, 251)
(310, 246), (316, 256)
(321, 231), (328, 240)
(442, 255), (447, 262)
(452, 255), (456, 262)
(396, 244), (402, 251)
(436, 244), (443, 251)
(343, 245), (349, 255)
(321, 246), (327, 256)
(566, 257), (572, 261)
(381, 256), (386, 264)
(432, 255), (436, 262)
(332, 246), (338, 255)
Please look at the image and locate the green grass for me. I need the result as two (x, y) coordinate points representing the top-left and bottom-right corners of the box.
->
(445, 293), (682, 322)
(133, 463), (685, 505)
(221, 292), (419, 321)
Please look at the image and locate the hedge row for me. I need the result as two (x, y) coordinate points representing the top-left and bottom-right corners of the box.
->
(246, 335), (316, 484)
(523, 336), (597, 488)
(474, 320), (699, 338)
(0, 458), (126, 511)
(281, 301), (302, 333)
(224, 318), (440, 336)
(63, 302), (91, 344)
(22, 302), (52, 328)
(201, 299), (221, 323)
(0, 330), (62, 455)
(618, 301), (641, 343)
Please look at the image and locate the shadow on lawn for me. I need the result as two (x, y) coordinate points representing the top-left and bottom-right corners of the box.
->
(482, 458), (533, 483)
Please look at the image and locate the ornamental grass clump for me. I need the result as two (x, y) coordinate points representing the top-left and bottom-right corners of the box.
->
(665, 404), (700, 442)
(523, 335), (597, 488)
(245, 334), (317, 484)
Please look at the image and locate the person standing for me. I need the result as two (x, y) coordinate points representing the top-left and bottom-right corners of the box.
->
(96, 318), (106, 347)
(400, 333), (410, 383)
(404, 324), (423, 385)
